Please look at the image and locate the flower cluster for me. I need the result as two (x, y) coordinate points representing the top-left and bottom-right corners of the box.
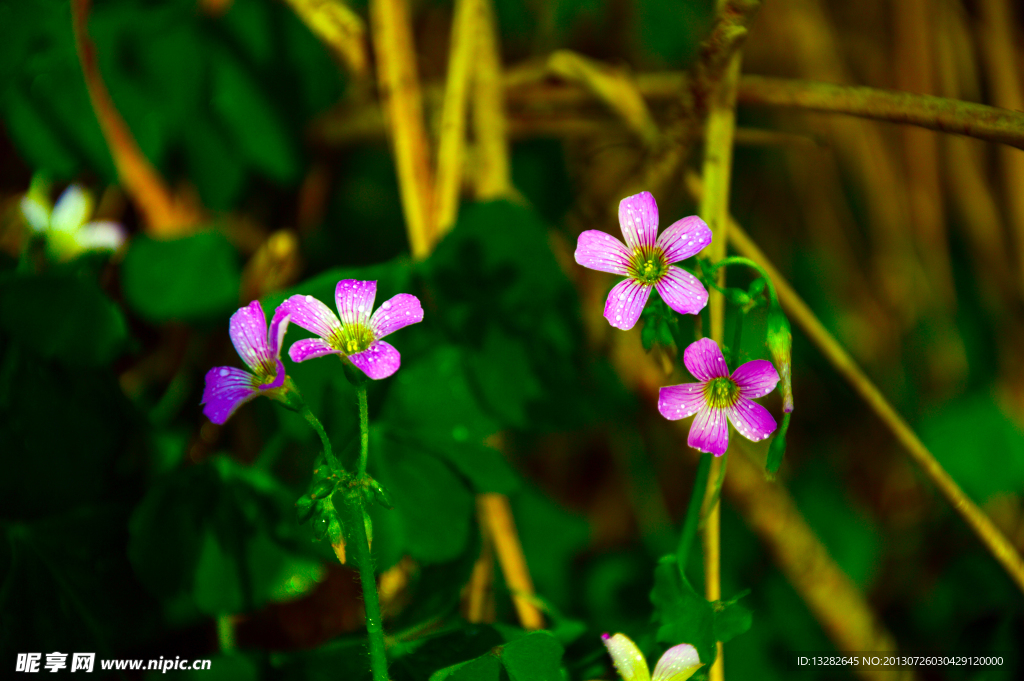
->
(575, 191), (781, 456)
(202, 279), (423, 424)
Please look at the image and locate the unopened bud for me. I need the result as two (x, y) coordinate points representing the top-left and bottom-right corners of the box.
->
(765, 306), (793, 413)
(723, 287), (751, 307)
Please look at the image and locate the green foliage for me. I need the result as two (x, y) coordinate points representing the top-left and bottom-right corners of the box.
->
(428, 631), (565, 681)
(122, 232), (241, 323)
(651, 556), (717, 667)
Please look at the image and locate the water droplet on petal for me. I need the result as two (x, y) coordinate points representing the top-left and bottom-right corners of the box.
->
(305, 295), (314, 303)
(219, 368), (229, 377)
(382, 301), (391, 310)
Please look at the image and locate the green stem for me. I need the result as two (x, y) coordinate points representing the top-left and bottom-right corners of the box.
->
(344, 497), (389, 681)
(216, 614), (235, 652)
(301, 404), (340, 474)
(730, 305), (744, 365)
(701, 451), (729, 529)
(357, 384), (370, 477)
(677, 452), (712, 582)
(707, 256), (780, 307)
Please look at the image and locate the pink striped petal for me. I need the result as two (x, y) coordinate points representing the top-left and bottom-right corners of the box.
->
(727, 397), (777, 443)
(289, 338), (341, 362)
(656, 216), (712, 264)
(230, 301), (273, 374)
(652, 643), (702, 681)
(348, 340), (401, 379)
(280, 294), (341, 340)
(655, 266), (708, 316)
(267, 305), (291, 360)
(688, 405), (729, 455)
(658, 383), (707, 421)
(202, 366), (258, 424)
(618, 191), (659, 250)
(604, 278), (652, 330)
(335, 279), (376, 327)
(370, 293), (423, 339)
(575, 230), (630, 275)
(731, 359), (779, 399)
(682, 338), (729, 382)
(602, 633), (651, 681)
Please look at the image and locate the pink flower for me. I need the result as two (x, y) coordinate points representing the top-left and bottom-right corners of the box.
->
(602, 632), (703, 681)
(575, 191), (711, 330)
(279, 279), (423, 380)
(658, 338), (780, 456)
(202, 300), (290, 424)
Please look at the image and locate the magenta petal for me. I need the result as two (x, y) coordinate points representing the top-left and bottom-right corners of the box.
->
(656, 266), (709, 316)
(658, 383), (707, 421)
(370, 293), (424, 339)
(348, 340), (401, 379)
(688, 405), (729, 455)
(731, 359), (780, 399)
(683, 337), (729, 382)
(618, 191), (659, 250)
(230, 301), (273, 373)
(261, 360), (286, 390)
(652, 643), (702, 681)
(335, 279), (377, 327)
(280, 294), (341, 339)
(727, 397), (777, 443)
(575, 230), (630, 275)
(657, 215), (712, 264)
(603, 278), (652, 330)
(289, 338), (340, 362)
(267, 304), (291, 360)
(202, 366), (258, 424)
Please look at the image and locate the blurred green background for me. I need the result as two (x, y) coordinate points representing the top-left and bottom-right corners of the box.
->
(1, 0), (1023, 679)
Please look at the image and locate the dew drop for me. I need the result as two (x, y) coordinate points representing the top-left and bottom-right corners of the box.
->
(305, 295), (314, 303)
(382, 301), (391, 310)
(219, 368), (229, 377)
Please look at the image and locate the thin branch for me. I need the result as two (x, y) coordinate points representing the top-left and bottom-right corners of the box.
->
(684, 171), (1024, 596)
(478, 493), (544, 630)
(470, 0), (512, 199)
(282, 0), (371, 83)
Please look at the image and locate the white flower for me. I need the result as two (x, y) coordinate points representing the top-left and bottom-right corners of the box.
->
(602, 633), (703, 681)
(20, 184), (125, 261)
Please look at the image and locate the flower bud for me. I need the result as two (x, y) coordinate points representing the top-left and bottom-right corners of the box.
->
(765, 306), (793, 413)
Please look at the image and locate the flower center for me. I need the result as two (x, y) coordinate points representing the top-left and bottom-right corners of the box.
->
(704, 376), (740, 409)
(627, 246), (668, 285)
(331, 323), (375, 356)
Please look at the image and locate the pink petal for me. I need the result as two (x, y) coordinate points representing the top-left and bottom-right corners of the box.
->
(575, 230), (630, 275)
(655, 266), (708, 316)
(603, 278), (652, 331)
(370, 293), (424, 339)
(267, 305), (292, 360)
(289, 338), (341, 362)
(656, 216), (712, 264)
(658, 383), (707, 421)
(688, 405), (729, 455)
(727, 397), (777, 443)
(229, 301), (273, 374)
(335, 279), (377, 327)
(348, 340), (401, 380)
(618, 191), (659, 250)
(731, 359), (780, 399)
(682, 337), (729, 382)
(601, 633), (651, 681)
(280, 294), (341, 340)
(652, 643), (702, 681)
(201, 366), (258, 425)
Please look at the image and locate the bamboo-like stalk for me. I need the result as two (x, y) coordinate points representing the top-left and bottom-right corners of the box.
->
(70, 0), (199, 236)
(281, 0), (371, 83)
(478, 493), (544, 630)
(369, 0), (435, 260)
(471, 0), (512, 199)
(464, 516), (495, 623)
(433, 0), (478, 240)
(684, 171), (1024, 596)
(977, 0), (1024, 299)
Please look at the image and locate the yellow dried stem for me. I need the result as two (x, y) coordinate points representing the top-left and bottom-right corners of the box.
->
(546, 50), (660, 147)
(686, 170), (1024, 596)
(71, 0), (200, 237)
(433, 0), (478, 240)
(471, 0), (512, 200)
(478, 493), (544, 630)
(282, 0), (371, 82)
(370, 0), (435, 260)
(464, 511), (495, 623)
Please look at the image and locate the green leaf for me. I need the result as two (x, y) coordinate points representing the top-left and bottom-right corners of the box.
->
(500, 630), (565, 681)
(0, 273), (127, 366)
(466, 327), (543, 429)
(651, 556), (716, 667)
(713, 595), (753, 644)
(121, 232), (241, 322)
(429, 654), (502, 681)
(373, 435), (475, 564)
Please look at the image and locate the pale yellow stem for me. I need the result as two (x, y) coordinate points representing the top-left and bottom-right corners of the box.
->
(478, 493), (544, 630)
(282, 0), (371, 83)
(471, 0), (512, 199)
